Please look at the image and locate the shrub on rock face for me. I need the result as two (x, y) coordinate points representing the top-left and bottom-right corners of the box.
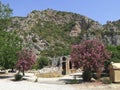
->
(70, 39), (111, 81)
(16, 49), (36, 76)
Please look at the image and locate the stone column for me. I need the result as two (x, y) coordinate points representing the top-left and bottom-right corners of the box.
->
(59, 57), (63, 75)
(66, 59), (70, 74)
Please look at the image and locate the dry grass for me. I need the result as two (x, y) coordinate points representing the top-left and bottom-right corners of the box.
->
(36, 71), (61, 78)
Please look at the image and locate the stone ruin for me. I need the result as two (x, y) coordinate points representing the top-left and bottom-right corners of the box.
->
(52, 56), (77, 75)
(35, 56), (80, 78)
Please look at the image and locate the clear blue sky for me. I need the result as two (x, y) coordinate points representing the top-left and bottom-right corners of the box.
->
(1, 0), (120, 24)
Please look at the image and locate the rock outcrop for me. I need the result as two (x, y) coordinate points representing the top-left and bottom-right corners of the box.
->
(6, 9), (120, 56)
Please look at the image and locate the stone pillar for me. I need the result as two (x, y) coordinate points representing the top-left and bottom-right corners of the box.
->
(71, 63), (76, 73)
(66, 59), (70, 74)
(59, 57), (63, 75)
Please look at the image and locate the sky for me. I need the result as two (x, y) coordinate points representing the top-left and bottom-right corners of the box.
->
(1, 0), (120, 24)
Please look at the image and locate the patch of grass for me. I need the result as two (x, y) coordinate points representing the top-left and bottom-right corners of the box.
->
(101, 77), (112, 84)
(66, 79), (80, 84)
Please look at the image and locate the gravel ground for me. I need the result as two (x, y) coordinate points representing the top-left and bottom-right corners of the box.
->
(73, 82), (120, 90)
(0, 73), (75, 90)
(0, 79), (75, 90)
(0, 73), (120, 90)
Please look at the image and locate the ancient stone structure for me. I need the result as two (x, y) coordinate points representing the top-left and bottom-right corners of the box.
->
(57, 56), (76, 75)
(110, 62), (120, 82)
(36, 56), (79, 78)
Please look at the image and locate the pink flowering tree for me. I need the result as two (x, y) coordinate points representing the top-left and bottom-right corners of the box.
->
(16, 49), (36, 76)
(70, 39), (111, 81)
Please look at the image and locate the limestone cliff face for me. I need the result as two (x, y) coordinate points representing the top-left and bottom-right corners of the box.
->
(102, 20), (120, 45)
(7, 9), (120, 56)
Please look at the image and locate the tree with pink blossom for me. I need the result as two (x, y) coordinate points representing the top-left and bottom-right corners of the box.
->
(70, 39), (111, 81)
(16, 49), (36, 76)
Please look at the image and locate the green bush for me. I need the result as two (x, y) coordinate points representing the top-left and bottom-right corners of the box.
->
(37, 56), (50, 69)
(66, 79), (80, 84)
(101, 78), (112, 84)
(32, 37), (38, 43)
(14, 73), (23, 81)
(107, 45), (120, 63)
(82, 69), (92, 82)
(31, 64), (38, 70)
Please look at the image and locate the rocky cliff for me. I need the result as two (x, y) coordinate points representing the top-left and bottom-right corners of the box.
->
(7, 9), (120, 56)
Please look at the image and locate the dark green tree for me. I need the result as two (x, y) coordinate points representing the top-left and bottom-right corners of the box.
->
(0, 1), (12, 31)
(0, 2), (22, 70)
(107, 45), (120, 63)
(37, 56), (49, 69)
(0, 31), (22, 69)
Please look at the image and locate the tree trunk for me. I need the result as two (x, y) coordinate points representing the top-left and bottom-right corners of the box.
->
(11, 68), (14, 72)
(82, 69), (92, 82)
(22, 70), (25, 76)
(96, 69), (102, 81)
(22, 64), (25, 76)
